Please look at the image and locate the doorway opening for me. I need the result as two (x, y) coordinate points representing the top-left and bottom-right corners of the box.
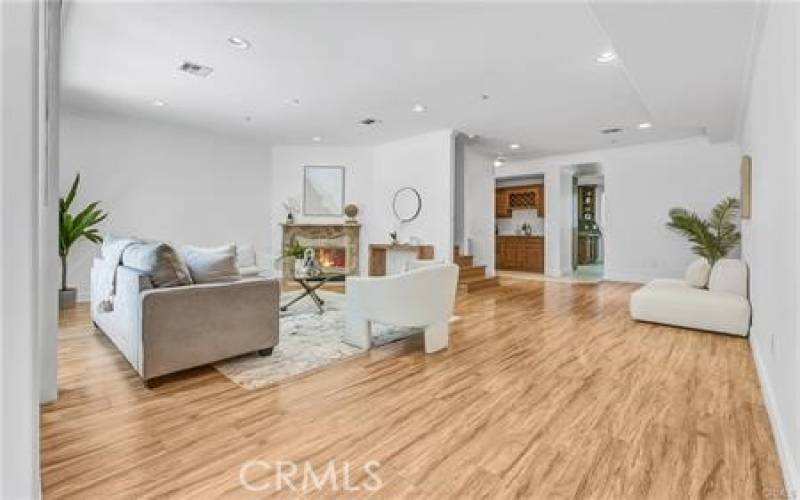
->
(572, 164), (604, 281)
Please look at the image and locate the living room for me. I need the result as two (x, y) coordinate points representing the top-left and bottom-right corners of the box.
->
(3, 1), (800, 498)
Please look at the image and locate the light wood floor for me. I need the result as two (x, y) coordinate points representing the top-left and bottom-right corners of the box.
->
(42, 279), (783, 498)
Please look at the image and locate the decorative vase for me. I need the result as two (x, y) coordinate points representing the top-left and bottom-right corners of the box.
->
(59, 288), (77, 309)
(294, 259), (305, 277)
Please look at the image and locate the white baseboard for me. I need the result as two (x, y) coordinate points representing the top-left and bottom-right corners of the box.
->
(750, 330), (798, 496)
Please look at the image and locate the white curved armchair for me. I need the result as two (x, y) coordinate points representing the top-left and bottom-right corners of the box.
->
(345, 263), (459, 353)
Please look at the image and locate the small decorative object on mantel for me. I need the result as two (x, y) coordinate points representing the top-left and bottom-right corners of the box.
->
(389, 231), (398, 245)
(344, 203), (359, 224)
(282, 197), (300, 224)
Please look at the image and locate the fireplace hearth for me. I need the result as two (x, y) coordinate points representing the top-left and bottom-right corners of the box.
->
(281, 224), (360, 276)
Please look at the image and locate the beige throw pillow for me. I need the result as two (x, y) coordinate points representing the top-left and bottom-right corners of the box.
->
(122, 242), (193, 288)
(684, 258), (711, 288)
(181, 244), (241, 283)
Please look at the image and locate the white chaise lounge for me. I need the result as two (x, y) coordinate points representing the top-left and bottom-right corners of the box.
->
(630, 258), (750, 336)
(344, 263), (459, 353)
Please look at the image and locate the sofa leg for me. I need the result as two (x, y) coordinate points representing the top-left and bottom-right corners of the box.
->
(424, 321), (449, 354)
(344, 313), (372, 349)
(258, 347), (274, 357)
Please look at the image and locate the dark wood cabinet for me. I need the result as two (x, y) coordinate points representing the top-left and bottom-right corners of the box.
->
(496, 236), (544, 272)
(495, 184), (544, 218)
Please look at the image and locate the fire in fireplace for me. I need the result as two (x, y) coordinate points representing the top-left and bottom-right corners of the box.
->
(315, 246), (347, 270)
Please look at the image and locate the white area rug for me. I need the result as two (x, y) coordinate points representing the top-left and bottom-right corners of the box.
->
(214, 290), (421, 390)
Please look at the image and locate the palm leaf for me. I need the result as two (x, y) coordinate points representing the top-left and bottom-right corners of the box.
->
(666, 197), (741, 265)
(62, 173), (80, 213)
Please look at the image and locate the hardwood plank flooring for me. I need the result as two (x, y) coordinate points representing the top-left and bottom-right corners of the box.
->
(42, 279), (783, 498)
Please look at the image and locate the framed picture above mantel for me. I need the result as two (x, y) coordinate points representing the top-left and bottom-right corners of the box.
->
(303, 165), (345, 216)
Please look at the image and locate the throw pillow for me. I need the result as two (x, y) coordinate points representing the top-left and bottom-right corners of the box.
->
(181, 244), (241, 283)
(122, 242), (193, 288)
(684, 258), (711, 288)
(236, 244), (257, 268)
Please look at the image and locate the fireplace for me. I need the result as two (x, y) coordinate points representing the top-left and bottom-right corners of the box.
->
(315, 246), (347, 270)
(281, 224), (361, 276)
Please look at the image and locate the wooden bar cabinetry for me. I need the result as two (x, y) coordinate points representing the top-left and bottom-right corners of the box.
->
(496, 236), (544, 272)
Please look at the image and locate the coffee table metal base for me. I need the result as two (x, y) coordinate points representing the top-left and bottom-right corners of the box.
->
(280, 274), (343, 313)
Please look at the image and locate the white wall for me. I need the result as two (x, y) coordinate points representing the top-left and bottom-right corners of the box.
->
(739, 2), (799, 492)
(371, 130), (455, 263)
(462, 143), (495, 273)
(60, 110), (272, 299)
(270, 130), (457, 274)
(498, 137), (741, 281)
(270, 146), (375, 275)
(1, 1), (42, 496)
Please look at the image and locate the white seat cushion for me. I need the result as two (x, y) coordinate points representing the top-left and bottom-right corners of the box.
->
(630, 283), (750, 336)
(238, 265), (266, 277)
(684, 258), (711, 288)
(708, 259), (748, 297)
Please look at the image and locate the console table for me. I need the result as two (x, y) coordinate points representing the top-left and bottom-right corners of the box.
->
(368, 243), (434, 276)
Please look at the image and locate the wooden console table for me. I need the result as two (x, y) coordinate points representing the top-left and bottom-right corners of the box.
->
(368, 243), (434, 276)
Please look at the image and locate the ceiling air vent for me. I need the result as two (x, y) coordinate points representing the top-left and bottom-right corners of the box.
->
(359, 117), (381, 126)
(179, 61), (214, 77)
(600, 127), (623, 134)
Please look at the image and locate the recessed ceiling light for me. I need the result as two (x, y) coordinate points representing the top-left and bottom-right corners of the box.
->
(227, 36), (251, 50)
(312, 136), (322, 142)
(596, 51), (618, 63)
(509, 143), (521, 150)
(151, 99), (167, 107)
(412, 103), (426, 113)
(638, 122), (652, 129)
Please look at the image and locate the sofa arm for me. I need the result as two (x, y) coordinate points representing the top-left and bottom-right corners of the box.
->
(139, 278), (280, 380)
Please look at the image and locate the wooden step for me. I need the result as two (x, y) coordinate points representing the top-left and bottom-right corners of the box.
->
(454, 255), (474, 268)
(459, 265), (487, 279)
(458, 275), (500, 292)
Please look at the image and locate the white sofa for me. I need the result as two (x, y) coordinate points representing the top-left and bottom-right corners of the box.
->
(344, 263), (459, 353)
(630, 259), (750, 336)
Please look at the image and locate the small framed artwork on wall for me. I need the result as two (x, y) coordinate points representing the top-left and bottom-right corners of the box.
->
(740, 155), (752, 219)
(303, 165), (345, 216)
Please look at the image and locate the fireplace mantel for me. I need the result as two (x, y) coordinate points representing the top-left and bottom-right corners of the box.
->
(281, 223), (361, 276)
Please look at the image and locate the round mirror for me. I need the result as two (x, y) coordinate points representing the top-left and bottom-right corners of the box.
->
(392, 187), (422, 222)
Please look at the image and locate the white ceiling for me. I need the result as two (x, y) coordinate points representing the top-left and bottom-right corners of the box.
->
(61, 1), (757, 159)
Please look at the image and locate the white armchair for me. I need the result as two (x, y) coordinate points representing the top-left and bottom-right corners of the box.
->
(344, 263), (459, 353)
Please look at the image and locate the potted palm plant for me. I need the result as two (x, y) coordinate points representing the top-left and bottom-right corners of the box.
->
(59, 173), (108, 309)
(666, 197), (741, 266)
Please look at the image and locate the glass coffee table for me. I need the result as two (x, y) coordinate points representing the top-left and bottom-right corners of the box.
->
(281, 271), (346, 313)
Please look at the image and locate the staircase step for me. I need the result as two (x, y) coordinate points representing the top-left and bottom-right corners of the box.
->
(458, 275), (500, 292)
(459, 265), (487, 279)
(454, 255), (474, 268)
